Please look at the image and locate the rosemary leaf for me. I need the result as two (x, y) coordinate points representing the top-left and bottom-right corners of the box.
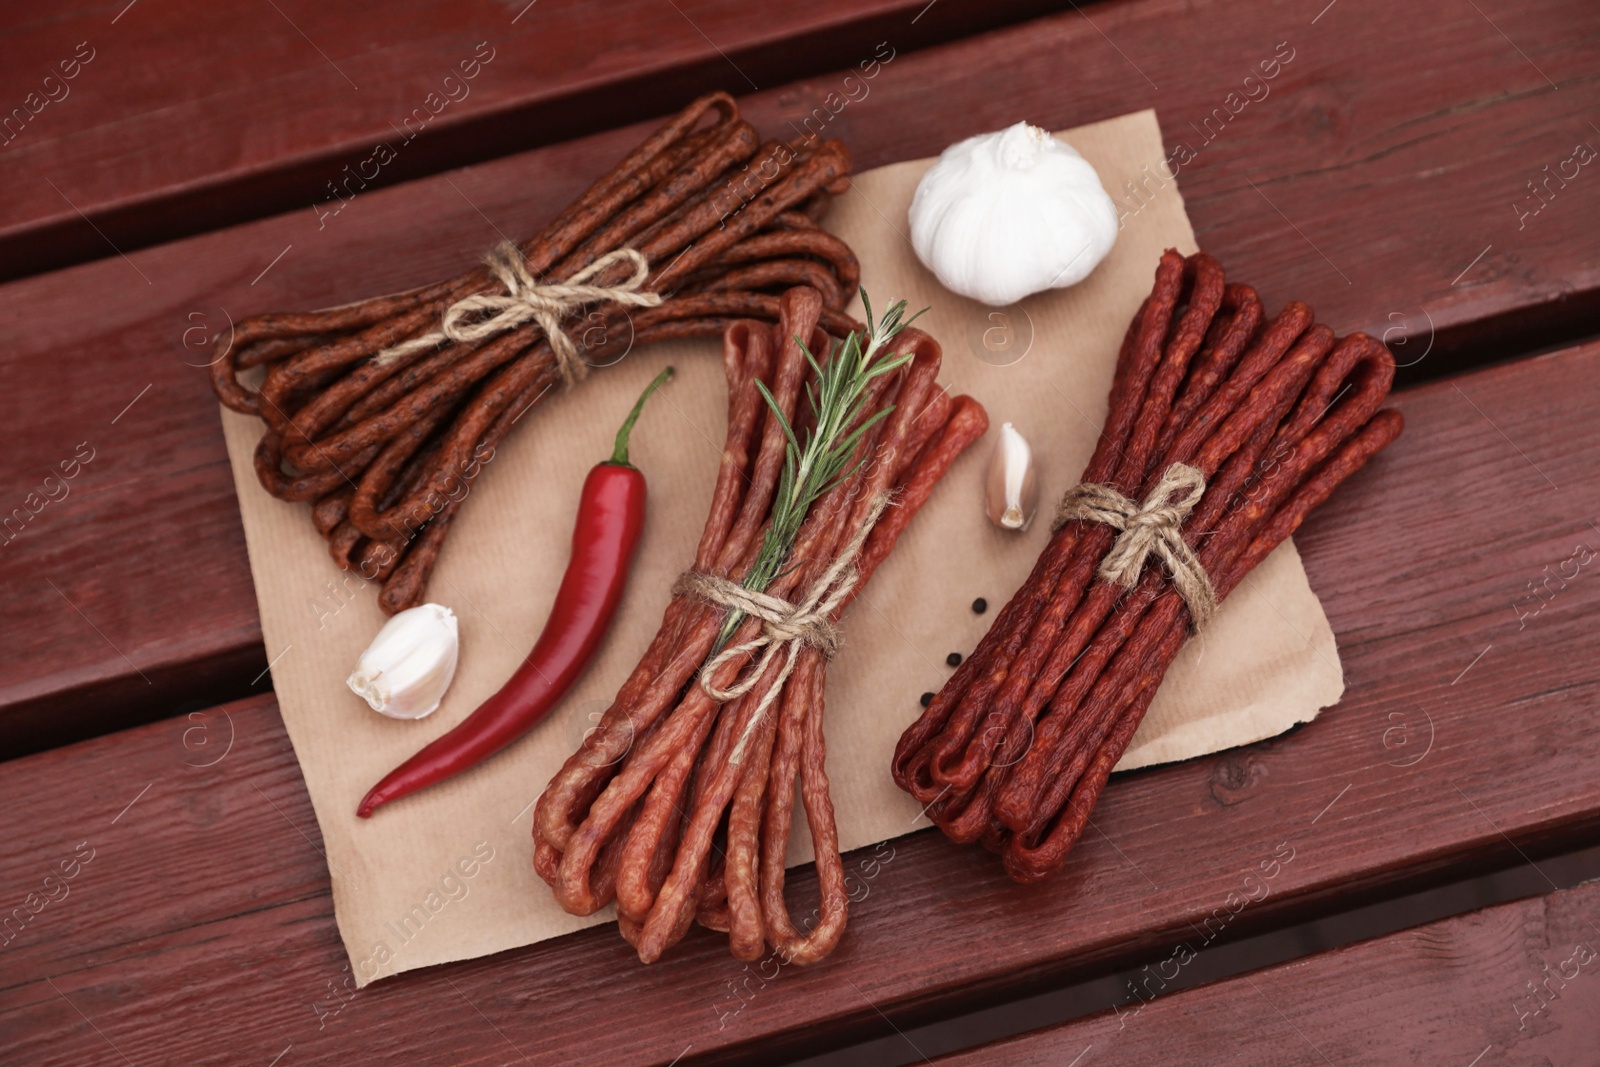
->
(711, 290), (923, 652)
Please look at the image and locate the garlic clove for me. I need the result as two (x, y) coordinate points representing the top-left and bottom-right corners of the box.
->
(347, 603), (460, 720)
(985, 422), (1038, 531)
(908, 121), (1119, 307)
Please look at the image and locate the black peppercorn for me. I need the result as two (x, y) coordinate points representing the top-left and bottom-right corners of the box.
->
(972, 597), (987, 614)
(946, 652), (963, 667)
(920, 691), (934, 707)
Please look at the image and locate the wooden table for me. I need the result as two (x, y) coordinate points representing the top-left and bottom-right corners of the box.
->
(2, 1), (1597, 1063)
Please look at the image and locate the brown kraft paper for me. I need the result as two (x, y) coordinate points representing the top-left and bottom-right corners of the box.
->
(217, 109), (1343, 984)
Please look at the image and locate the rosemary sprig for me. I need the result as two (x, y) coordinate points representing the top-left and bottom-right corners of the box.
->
(713, 290), (923, 650)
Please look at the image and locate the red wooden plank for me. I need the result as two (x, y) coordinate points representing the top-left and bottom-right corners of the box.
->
(0, 0), (1061, 281)
(2, 0), (1596, 748)
(931, 881), (1600, 1064)
(2, 339), (1596, 1063)
(764, 0), (1600, 370)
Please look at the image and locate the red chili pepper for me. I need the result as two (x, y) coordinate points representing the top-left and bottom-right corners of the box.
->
(357, 366), (674, 818)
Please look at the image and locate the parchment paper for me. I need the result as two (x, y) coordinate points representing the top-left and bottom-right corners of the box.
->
(218, 109), (1343, 985)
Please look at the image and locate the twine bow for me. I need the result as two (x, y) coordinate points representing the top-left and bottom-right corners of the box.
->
(1055, 462), (1217, 629)
(373, 243), (663, 384)
(674, 493), (891, 763)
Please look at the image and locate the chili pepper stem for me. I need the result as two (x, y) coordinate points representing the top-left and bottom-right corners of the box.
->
(610, 366), (675, 467)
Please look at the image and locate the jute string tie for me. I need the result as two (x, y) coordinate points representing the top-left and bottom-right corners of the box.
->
(674, 493), (892, 763)
(373, 243), (663, 385)
(1054, 462), (1217, 629)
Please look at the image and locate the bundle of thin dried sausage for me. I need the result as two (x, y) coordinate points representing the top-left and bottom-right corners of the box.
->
(535, 285), (987, 963)
(211, 93), (863, 614)
(893, 249), (1403, 883)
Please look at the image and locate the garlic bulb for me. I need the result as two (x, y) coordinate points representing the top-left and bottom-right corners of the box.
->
(985, 422), (1038, 531)
(909, 122), (1118, 306)
(347, 603), (460, 720)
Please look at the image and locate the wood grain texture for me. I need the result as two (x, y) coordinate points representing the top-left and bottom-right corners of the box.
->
(2, 340), (1597, 1064)
(1, 0), (1596, 755)
(0, 0), (1063, 281)
(753, 0), (1600, 370)
(931, 881), (1600, 1064)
